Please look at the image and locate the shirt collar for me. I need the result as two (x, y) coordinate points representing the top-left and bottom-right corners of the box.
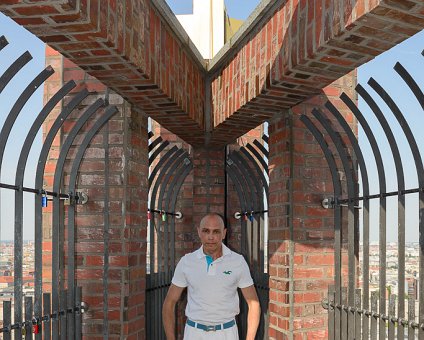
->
(196, 243), (232, 259)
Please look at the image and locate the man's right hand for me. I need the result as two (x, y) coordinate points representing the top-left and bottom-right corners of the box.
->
(162, 284), (185, 340)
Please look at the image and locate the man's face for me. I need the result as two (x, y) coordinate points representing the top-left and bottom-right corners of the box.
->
(197, 216), (227, 254)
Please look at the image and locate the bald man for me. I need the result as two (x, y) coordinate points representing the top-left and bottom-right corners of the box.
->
(162, 213), (260, 340)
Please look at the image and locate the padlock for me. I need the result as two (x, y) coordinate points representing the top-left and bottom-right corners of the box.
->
(147, 210), (151, 220)
(161, 211), (166, 222)
(33, 324), (39, 334)
(41, 191), (48, 208)
(22, 325), (27, 336)
(244, 213), (248, 221)
(249, 212), (254, 222)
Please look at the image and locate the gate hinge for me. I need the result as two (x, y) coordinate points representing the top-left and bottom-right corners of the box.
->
(321, 197), (335, 209)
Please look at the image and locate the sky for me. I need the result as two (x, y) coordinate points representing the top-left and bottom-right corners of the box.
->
(0, 2), (424, 243)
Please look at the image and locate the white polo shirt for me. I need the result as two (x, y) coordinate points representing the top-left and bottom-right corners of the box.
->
(172, 244), (254, 324)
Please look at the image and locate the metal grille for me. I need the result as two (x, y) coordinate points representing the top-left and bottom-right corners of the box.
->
(146, 132), (192, 340)
(301, 51), (424, 339)
(0, 35), (118, 339)
(226, 133), (269, 340)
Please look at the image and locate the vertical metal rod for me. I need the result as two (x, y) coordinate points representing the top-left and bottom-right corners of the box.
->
(43, 292), (51, 340)
(75, 287), (82, 340)
(0, 66), (54, 339)
(25, 296), (33, 340)
(409, 290), (416, 340)
(66, 106), (117, 339)
(371, 291), (378, 340)
(51, 98), (105, 339)
(34, 89), (89, 340)
(12, 81), (75, 340)
(388, 294), (396, 340)
(341, 287), (348, 339)
(60, 290), (67, 340)
(368, 77), (424, 340)
(325, 100), (372, 340)
(328, 286), (335, 340)
(313, 108), (357, 340)
(3, 300), (11, 340)
(355, 289), (361, 340)
(357, 83), (406, 340)
(300, 115), (343, 339)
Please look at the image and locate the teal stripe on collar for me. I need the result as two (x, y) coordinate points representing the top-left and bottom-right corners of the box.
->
(205, 255), (213, 271)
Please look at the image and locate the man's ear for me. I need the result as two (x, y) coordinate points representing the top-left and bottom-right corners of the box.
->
(222, 228), (227, 239)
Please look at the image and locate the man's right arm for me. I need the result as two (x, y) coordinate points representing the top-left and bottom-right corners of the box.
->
(162, 284), (185, 340)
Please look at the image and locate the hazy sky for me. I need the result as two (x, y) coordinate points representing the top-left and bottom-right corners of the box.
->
(0, 4), (424, 243)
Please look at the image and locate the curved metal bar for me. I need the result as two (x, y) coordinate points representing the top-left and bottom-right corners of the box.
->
(300, 114), (342, 340)
(51, 98), (105, 338)
(162, 155), (190, 262)
(66, 105), (118, 340)
(0, 66), (53, 172)
(253, 139), (269, 158)
(368, 77), (424, 336)
(394, 62), (424, 111)
(166, 160), (193, 268)
(240, 146), (269, 204)
(148, 135), (164, 152)
(230, 151), (263, 278)
(229, 151), (258, 211)
(33, 89), (89, 339)
(325, 99), (371, 336)
(0, 51), (33, 94)
(246, 143), (268, 175)
(0, 66), (54, 338)
(0, 35), (8, 50)
(149, 148), (185, 272)
(312, 108), (357, 340)
(226, 160), (249, 258)
(357, 83), (406, 340)
(148, 140), (170, 164)
(148, 145), (178, 186)
(12, 81), (75, 339)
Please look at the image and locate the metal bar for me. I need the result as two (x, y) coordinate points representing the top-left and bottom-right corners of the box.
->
(355, 289), (361, 340)
(262, 133), (269, 144)
(34, 89), (89, 340)
(3, 300), (11, 340)
(371, 291), (378, 340)
(300, 115), (343, 339)
(75, 287), (82, 340)
(148, 136), (164, 152)
(394, 62), (424, 110)
(43, 292), (51, 340)
(148, 140), (170, 164)
(357, 83), (406, 340)
(409, 291), (416, 340)
(368, 77), (424, 340)
(148, 146), (178, 186)
(51, 98), (105, 339)
(168, 162), (193, 268)
(313, 108), (356, 340)
(0, 66), (55, 339)
(13, 81), (75, 340)
(336, 187), (423, 203)
(388, 294), (395, 340)
(341, 287), (348, 340)
(328, 286), (335, 340)
(60, 291), (67, 340)
(0, 51), (32, 94)
(253, 139), (269, 158)
(67, 106), (117, 339)
(25, 296), (33, 340)
(0, 35), (8, 50)
(325, 99), (371, 340)
(240, 146), (269, 206)
(246, 143), (268, 174)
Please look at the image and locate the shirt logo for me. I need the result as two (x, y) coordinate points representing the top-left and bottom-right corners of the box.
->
(223, 270), (232, 275)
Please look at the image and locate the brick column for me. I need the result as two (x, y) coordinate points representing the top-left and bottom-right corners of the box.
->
(268, 71), (356, 339)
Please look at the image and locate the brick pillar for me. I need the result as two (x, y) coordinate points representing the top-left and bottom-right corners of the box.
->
(268, 71), (356, 340)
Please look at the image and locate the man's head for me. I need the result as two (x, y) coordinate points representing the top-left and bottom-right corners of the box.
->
(197, 213), (226, 256)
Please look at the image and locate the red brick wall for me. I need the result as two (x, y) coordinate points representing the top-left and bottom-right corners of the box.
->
(268, 71), (356, 339)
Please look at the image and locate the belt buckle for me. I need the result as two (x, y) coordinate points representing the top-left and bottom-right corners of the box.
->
(205, 325), (216, 332)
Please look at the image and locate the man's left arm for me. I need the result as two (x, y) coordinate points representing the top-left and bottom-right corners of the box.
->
(241, 285), (261, 340)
